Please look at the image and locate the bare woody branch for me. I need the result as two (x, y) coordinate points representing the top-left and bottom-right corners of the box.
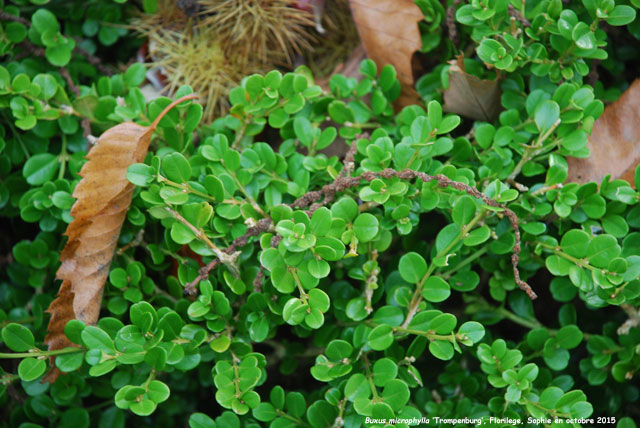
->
(184, 140), (536, 300)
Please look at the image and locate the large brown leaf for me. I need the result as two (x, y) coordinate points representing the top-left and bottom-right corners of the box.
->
(443, 55), (502, 121)
(349, 0), (423, 108)
(567, 79), (640, 187)
(44, 95), (197, 381)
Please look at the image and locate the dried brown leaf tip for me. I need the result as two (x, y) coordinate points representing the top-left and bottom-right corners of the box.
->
(44, 94), (198, 382)
(349, 0), (423, 108)
(567, 79), (640, 187)
(443, 55), (502, 122)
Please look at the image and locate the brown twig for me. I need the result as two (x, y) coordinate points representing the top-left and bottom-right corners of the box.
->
(0, 11), (29, 26)
(0, 253), (14, 269)
(446, 0), (464, 48)
(253, 266), (266, 293)
(183, 147), (536, 300)
(508, 4), (530, 27)
(59, 67), (79, 97)
(588, 59), (601, 88)
(72, 38), (114, 76)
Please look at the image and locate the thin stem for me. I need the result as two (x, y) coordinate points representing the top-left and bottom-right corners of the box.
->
(291, 269), (309, 306)
(232, 116), (250, 149)
(442, 246), (489, 280)
(530, 183), (561, 196)
(495, 306), (542, 330)
(345, 122), (380, 129)
(165, 207), (240, 276)
(471, 297), (594, 340)
(275, 409), (314, 428)
(230, 351), (242, 399)
(508, 118), (561, 180)
(402, 210), (487, 328)
(58, 134), (67, 179)
(157, 175), (239, 204)
(0, 346), (84, 359)
(393, 325), (467, 342)
(362, 353), (380, 400)
(6, 119), (31, 160)
(227, 170), (266, 217)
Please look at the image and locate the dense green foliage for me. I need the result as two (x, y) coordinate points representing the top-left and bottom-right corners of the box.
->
(1, 0), (640, 427)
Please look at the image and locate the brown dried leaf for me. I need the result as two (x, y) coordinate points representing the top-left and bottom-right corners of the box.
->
(349, 0), (423, 108)
(443, 56), (502, 122)
(44, 95), (197, 382)
(567, 79), (640, 187)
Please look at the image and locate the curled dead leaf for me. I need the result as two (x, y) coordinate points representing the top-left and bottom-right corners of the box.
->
(349, 0), (423, 108)
(43, 94), (198, 382)
(443, 56), (502, 122)
(567, 79), (640, 187)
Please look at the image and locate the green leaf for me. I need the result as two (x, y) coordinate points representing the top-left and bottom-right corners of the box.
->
(328, 100), (353, 124)
(147, 380), (170, 403)
(429, 340), (454, 360)
(368, 324), (394, 350)
(23, 153), (58, 185)
(253, 403), (277, 422)
(171, 222), (196, 245)
(535, 100), (560, 132)
(555, 325), (583, 349)
(353, 213), (378, 242)
(458, 321), (485, 344)
(463, 226), (490, 246)
(286, 392), (306, 418)
(18, 358), (47, 381)
(306, 400), (337, 428)
(561, 229), (590, 258)
(398, 252), (427, 283)
(360, 59), (377, 78)
(2, 323), (35, 351)
(331, 197), (358, 222)
(452, 195), (476, 225)
(81, 326), (115, 352)
(310, 207), (332, 236)
(46, 43), (73, 67)
(373, 358), (398, 387)
(189, 413), (217, 428)
(381, 379), (409, 410)
(429, 313), (457, 334)
(345, 373), (371, 401)
(379, 65), (397, 92)
(56, 351), (84, 372)
(162, 153), (192, 183)
(127, 163), (155, 187)
(130, 399), (156, 416)
(606, 5), (636, 26)
(582, 194), (606, 218)
(244, 74), (264, 100)
(325, 339), (353, 360)
(32, 8), (59, 33)
(64, 320), (86, 344)
(587, 235), (621, 268)
(124, 63), (146, 87)
(422, 277), (450, 302)
(293, 116), (313, 147)
(308, 288), (330, 312)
